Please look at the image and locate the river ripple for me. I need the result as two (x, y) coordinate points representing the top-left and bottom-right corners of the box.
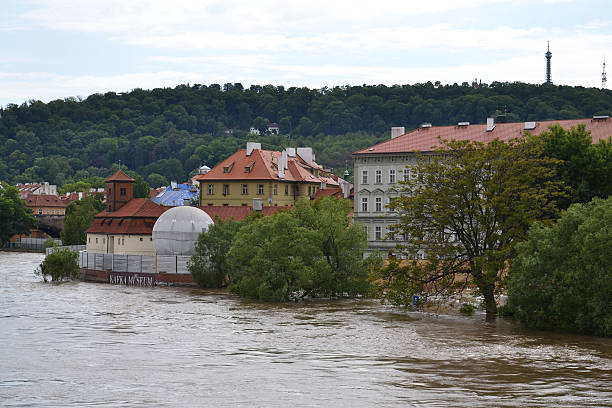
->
(0, 252), (610, 407)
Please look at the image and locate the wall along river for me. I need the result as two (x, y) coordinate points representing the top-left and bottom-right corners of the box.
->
(1, 252), (610, 407)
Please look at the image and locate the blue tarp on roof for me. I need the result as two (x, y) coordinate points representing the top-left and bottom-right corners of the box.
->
(152, 183), (199, 206)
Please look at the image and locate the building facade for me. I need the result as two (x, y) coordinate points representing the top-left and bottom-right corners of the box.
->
(194, 143), (338, 207)
(354, 117), (612, 255)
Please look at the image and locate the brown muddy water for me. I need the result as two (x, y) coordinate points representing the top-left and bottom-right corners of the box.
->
(1, 252), (610, 407)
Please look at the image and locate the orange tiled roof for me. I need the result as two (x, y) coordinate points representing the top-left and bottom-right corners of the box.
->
(105, 170), (135, 182)
(193, 148), (338, 186)
(354, 118), (612, 155)
(25, 194), (68, 208)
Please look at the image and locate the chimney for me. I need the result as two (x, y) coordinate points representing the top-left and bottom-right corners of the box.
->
(286, 147), (296, 157)
(278, 151), (287, 179)
(253, 198), (263, 212)
(297, 147), (313, 165)
(246, 142), (261, 156)
(391, 127), (405, 139)
(339, 179), (352, 198)
(486, 117), (495, 132)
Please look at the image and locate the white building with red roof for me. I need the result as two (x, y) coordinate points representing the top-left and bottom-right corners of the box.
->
(353, 116), (612, 255)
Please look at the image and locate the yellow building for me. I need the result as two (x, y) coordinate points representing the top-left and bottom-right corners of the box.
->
(194, 143), (338, 207)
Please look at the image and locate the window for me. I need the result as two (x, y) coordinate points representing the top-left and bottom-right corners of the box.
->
(403, 168), (410, 181)
(242, 184), (248, 195)
(117, 237), (120, 244)
(103, 238), (105, 244)
(208, 184), (214, 195)
(308, 186), (312, 196)
(223, 184), (230, 195)
(375, 197), (382, 212)
(120, 187), (126, 196)
(38, 208), (42, 214)
(375, 226), (382, 240)
(139, 237), (143, 241)
(241, 203), (247, 206)
(88, 237), (91, 243)
(122, 238), (125, 245)
(258, 184), (264, 195)
(389, 169), (396, 184)
(207, 203), (213, 206)
(361, 197), (368, 212)
(46, 209), (50, 214)
(295, 185), (299, 195)
(375, 169), (382, 184)
(274, 184), (278, 195)
(96, 238), (98, 244)
(284, 185), (289, 195)
(362, 170), (368, 184)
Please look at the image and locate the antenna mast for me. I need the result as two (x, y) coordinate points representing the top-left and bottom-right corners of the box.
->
(545, 41), (552, 84)
(603, 59), (607, 89)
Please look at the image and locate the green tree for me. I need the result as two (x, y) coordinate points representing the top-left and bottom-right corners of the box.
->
(147, 173), (168, 188)
(507, 197), (612, 337)
(61, 194), (104, 245)
(227, 198), (370, 301)
(36, 248), (79, 282)
(537, 124), (612, 208)
(132, 175), (151, 198)
(374, 138), (565, 317)
(188, 217), (245, 288)
(292, 197), (370, 296)
(0, 183), (38, 248)
(252, 116), (270, 134)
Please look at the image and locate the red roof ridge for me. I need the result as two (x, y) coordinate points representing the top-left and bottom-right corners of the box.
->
(105, 170), (135, 182)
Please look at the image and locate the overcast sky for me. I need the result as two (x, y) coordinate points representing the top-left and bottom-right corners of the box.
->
(1, 0), (610, 107)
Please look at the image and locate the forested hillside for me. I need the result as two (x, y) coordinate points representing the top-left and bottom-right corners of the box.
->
(0, 81), (610, 187)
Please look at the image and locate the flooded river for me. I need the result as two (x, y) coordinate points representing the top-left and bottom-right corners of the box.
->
(1, 252), (610, 407)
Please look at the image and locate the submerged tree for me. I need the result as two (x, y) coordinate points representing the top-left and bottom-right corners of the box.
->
(373, 137), (565, 317)
(36, 248), (79, 282)
(227, 197), (370, 301)
(188, 216), (246, 288)
(507, 197), (612, 337)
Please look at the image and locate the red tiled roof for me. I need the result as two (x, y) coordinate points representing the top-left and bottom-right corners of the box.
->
(193, 148), (338, 186)
(312, 187), (343, 199)
(199, 205), (290, 222)
(86, 218), (160, 235)
(25, 194), (68, 208)
(105, 170), (135, 182)
(354, 118), (612, 155)
(87, 199), (169, 235)
(93, 198), (167, 218)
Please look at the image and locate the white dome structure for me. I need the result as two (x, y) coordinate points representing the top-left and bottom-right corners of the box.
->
(152, 206), (214, 255)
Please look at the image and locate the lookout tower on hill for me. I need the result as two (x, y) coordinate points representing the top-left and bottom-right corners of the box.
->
(545, 41), (552, 84)
(105, 170), (135, 212)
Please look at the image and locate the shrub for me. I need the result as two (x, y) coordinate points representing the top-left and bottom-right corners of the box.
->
(460, 303), (475, 316)
(36, 248), (79, 282)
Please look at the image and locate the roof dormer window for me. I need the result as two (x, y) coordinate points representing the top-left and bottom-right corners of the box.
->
(223, 162), (234, 173)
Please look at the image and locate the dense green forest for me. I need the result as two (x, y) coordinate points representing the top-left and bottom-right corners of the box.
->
(0, 81), (610, 187)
